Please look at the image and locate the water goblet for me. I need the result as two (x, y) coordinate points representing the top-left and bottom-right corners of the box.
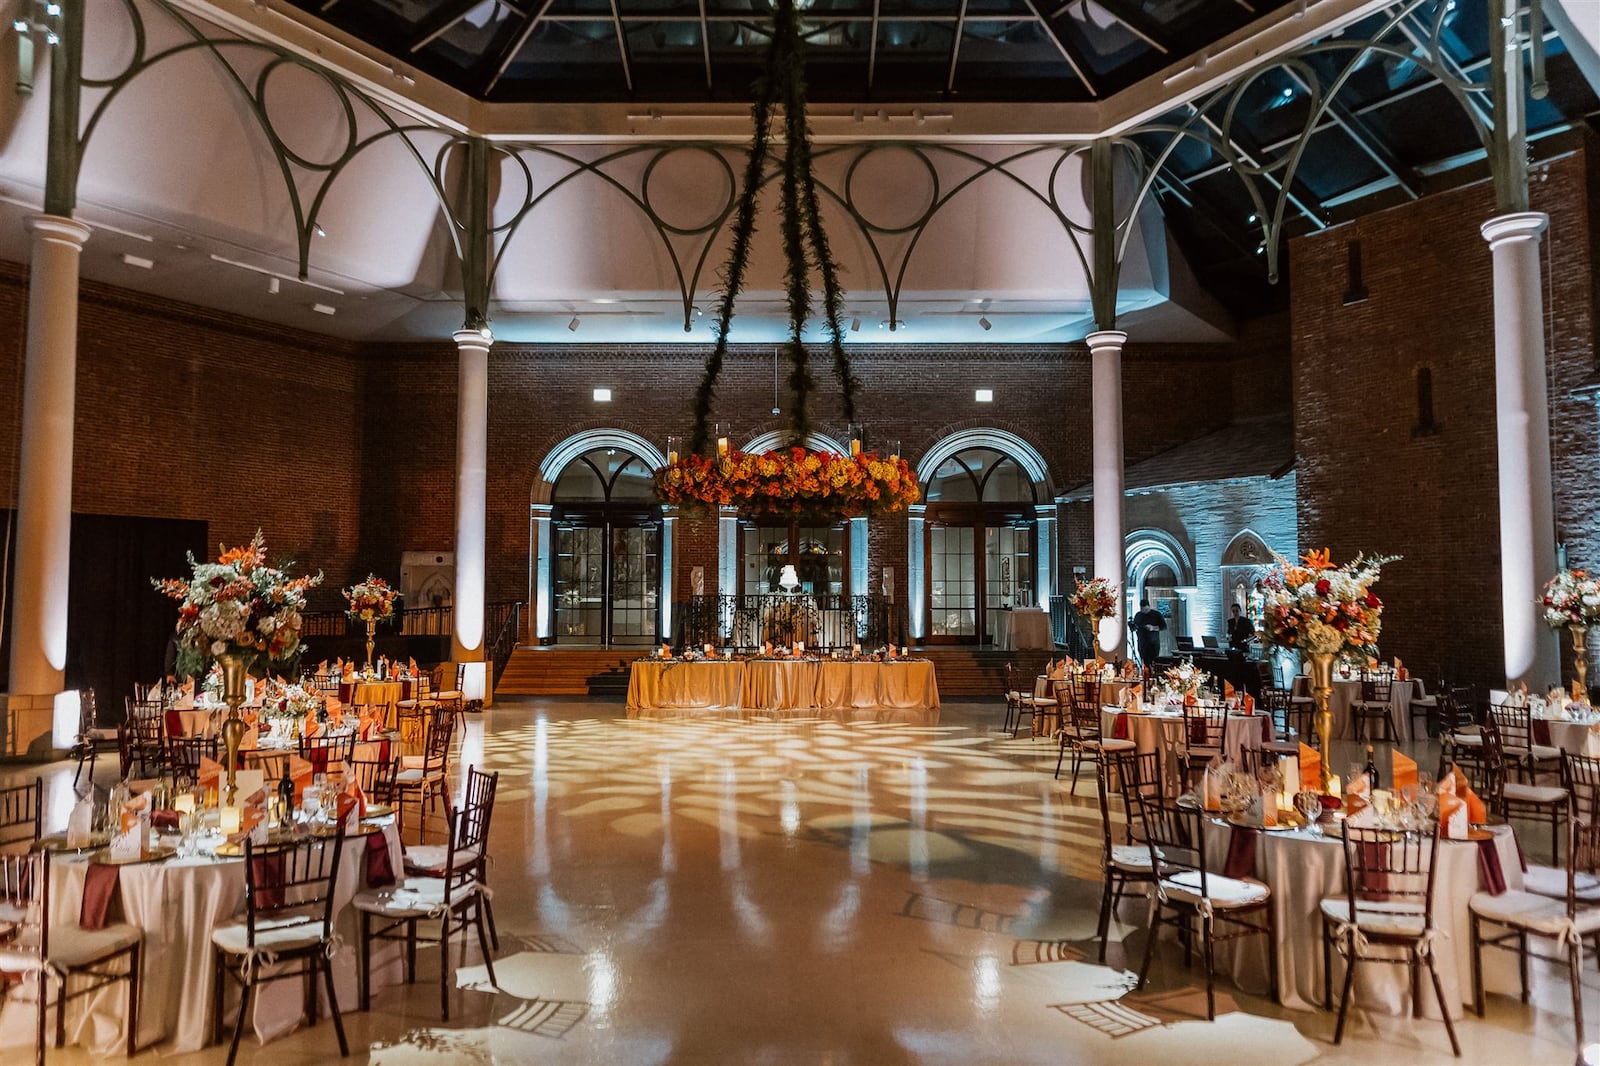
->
(1294, 790), (1323, 835)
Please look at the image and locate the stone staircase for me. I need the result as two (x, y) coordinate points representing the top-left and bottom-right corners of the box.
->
(496, 644), (1056, 699)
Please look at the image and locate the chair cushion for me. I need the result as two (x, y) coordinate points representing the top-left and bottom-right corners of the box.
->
(353, 877), (475, 918)
(212, 913), (329, 956)
(403, 844), (481, 874)
(1082, 738), (1136, 752)
(1319, 897), (1427, 939)
(87, 727), (120, 741)
(1531, 744), (1563, 762)
(1110, 845), (1156, 871)
(435, 690), (463, 702)
(1470, 889), (1600, 937)
(1503, 782), (1569, 805)
(1523, 863), (1600, 901)
(1409, 696), (1439, 707)
(0, 922), (140, 972)
(1446, 732), (1483, 747)
(1159, 870), (1269, 910)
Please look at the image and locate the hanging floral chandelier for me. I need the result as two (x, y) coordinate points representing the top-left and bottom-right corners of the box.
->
(654, 0), (919, 520)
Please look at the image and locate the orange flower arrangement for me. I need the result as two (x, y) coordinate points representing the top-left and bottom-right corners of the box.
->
(654, 446), (920, 519)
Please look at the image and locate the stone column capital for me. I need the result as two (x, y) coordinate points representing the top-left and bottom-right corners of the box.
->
(1085, 329), (1128, 353)
(453, 326), (494, 351)
(28, 215), (91, 249)
(1481, 211), (1549, 249)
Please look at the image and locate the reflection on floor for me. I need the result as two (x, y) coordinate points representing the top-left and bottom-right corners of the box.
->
(7, 699), (1594, 1064)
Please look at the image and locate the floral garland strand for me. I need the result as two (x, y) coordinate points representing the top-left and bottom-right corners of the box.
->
(688, 0), (857, 455)
(655, 445), (919, 519)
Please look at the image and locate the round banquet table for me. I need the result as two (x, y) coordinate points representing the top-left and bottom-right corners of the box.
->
(1100, 707), (1275, 793)
(741, 659), (820, 712)
(1534, 716), (1600, 757)
(1205, 822), (1524, 1019)
(0, 819), (405, 1056)
(627, 660), (746, 715)
(1309, 675), (1417, 743)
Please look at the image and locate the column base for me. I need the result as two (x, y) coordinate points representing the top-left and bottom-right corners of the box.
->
(0, 690), (78, 761)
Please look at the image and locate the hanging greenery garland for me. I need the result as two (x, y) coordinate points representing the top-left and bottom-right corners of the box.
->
(687, 0), (856, 457)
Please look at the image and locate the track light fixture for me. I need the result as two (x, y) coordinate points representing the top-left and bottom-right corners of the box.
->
(568, 315), (580, 332)
(978, 315), (992, 331)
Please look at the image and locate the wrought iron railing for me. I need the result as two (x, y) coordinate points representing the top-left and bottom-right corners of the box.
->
(300, 601), (521, 643)
(677, 594), (894, 651)
(487, 602), (522, 684)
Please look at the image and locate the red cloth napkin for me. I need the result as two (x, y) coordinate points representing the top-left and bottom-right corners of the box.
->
(1533, 719), (1553, 747)
(400, 680), (413, 701)
(165, 710), (184, 737)
(1112, 712), (1129, 740)
(339, 683), (353, 703)
(250, 851), (286, 910)
(1224, 828), (1257, 879)
(365, 833), (396, 887)
(1476, 838), (1508, 896)
(80, 863), (121, 931)
(152, 809), (181, 831)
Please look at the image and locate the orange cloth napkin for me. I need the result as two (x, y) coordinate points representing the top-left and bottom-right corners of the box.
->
(360, 709), (386, 739)
(1345, 772), (1370, 818)
(341, 762), (368, 818)
(198, 756), (224, 791)
(1224, 680), (1236, 699)
(1437, 774), (1468, 838)
(1299, 742), (1321, 793)
(335, 791), (359, 829)
(1241, 693), (1256, 714)
(1450, 763), (1488, 823)
(290, 755), (315, 803)
(303, 716), (322, 738)
(1393, 750), (1419, 794)
(228, 807), (265, 845)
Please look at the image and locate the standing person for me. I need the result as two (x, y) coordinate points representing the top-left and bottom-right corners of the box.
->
(1226, 603), (1254, 655)
(1132, 599), (1166, 666)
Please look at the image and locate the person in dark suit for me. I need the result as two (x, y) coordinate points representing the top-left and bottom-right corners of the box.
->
(1132, 600), (1166, 666)
(1226, 604), (1254, 655)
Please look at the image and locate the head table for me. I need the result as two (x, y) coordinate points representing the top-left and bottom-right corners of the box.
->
(0, 817), (405, 1056)
(626, 658), (940, 721)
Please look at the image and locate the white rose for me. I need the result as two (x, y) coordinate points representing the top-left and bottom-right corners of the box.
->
(211, 640), (227, 655)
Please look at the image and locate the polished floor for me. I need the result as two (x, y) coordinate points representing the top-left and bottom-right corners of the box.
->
(4, 699), (1591, 1064)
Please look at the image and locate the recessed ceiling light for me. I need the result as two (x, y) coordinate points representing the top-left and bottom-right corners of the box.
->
(975, 388), (993, 403)
(120, 253), (154, 270)
(593, 387), (612, 402)
(312, 303), (336, 315)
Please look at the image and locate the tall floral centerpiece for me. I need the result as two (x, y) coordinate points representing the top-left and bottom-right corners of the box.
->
(344, 574), (399, 673)
(1071, 577), (1120, 660)
(155, 532), (322, 802)
(1541, 568), (1600, 700)
(1256, 548), (1396, 789)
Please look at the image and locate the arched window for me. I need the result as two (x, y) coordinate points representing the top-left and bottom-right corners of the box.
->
(923, 446), (1039, 643)
(550, 448), (661, 646)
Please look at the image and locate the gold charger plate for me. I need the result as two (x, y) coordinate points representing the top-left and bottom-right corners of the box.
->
(312, 821), (380, 838)
(1223, 818), (1296, 832)
(363, 803), (395, 818)
(34, 832), (109, 854)
(90, 844), (177, 866)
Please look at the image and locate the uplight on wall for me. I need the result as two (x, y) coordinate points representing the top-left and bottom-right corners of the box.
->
(593, 387), (612, 402)
(975, 388), (993, 403)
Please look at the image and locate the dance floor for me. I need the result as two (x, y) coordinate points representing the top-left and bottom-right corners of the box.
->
(5, 699), (1589, 1065)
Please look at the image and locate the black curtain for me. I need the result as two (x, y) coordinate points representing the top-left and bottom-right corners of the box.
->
(0, 512), (207, 725)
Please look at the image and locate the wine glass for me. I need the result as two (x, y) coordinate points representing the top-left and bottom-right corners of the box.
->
(1294, 790), (1323, 835)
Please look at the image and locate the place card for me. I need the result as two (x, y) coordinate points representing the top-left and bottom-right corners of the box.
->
(109, 811), (145, 861)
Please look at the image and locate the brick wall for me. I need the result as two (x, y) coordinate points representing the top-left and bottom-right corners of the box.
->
(0, 266), (1291, 640)
(0, 263), (366, 609)
(1289, 141), (1600, 688)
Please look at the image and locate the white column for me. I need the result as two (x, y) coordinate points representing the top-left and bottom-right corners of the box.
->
(8, 216), (90, 700)
(452, 328), (491, 663)
(1482, 213), (1560, 688)
(530, 503), (553, 642)
(907, 504), (926, 641)
(660, 507), (676, 642)
(1034, 504), (1057, 609)
(1088, 329), (1128, 657)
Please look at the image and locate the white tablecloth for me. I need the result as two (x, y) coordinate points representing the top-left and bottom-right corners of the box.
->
(994, 608), (1052, 651)
(1100, 708), (1275, 792)
(1208, 822), (1523, 1019)
(1317, 676), (1417, 743)
(0, 820), (404, 1055)
(1536, 717), (1600, 756)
